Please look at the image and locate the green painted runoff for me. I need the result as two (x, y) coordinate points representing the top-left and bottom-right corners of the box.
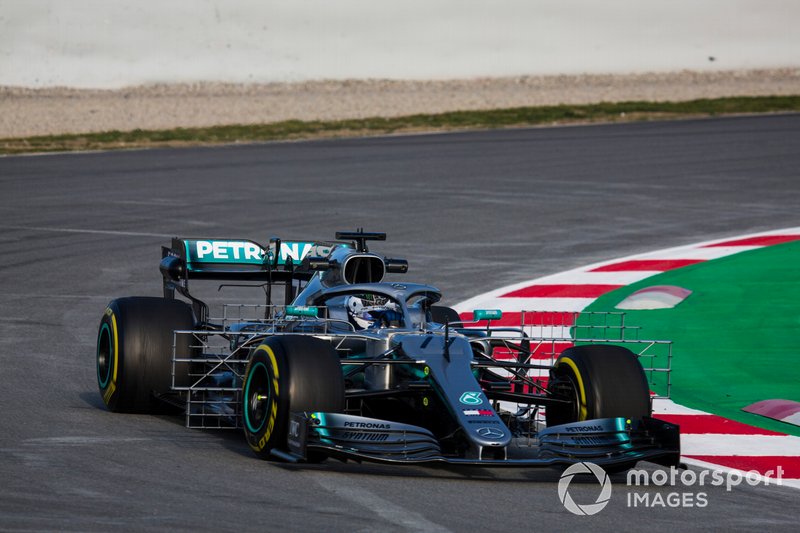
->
(579, 240), (800, 437)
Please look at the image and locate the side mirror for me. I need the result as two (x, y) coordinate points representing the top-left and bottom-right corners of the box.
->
(473, 309), (502, 322)
(385, 258), (408, 274)
(285, 306), (319, 318)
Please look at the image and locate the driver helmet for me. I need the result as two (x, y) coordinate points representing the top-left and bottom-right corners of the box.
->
(346, 294), (401, 329)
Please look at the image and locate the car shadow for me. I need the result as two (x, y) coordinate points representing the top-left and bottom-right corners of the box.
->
(80, 390), (635, 485)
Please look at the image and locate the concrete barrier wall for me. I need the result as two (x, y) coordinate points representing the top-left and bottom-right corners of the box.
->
(1, 0), (798, 88)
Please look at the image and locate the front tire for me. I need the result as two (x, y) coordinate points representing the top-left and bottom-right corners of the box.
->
(546, 344), (650, 427)
(96, 297), (195, 413)
(242, 336), (345, 459)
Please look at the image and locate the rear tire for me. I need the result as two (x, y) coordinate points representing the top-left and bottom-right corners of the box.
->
(546, 345), (650, 427)
(242, 336), (344, 459)
(96, 297), (195, 413)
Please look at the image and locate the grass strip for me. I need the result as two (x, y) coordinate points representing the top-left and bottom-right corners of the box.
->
(2, 95), (799, 155)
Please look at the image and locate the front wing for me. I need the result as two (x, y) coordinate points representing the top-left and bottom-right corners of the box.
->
(286, 413), (680, 469)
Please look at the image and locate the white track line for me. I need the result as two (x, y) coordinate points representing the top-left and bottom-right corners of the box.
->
(308, 472), (452, 532)
(0, 224), (173, 238)
(681, 434), (800, 456)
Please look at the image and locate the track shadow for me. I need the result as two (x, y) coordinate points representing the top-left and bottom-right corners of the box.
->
(79, 390), (108, 411)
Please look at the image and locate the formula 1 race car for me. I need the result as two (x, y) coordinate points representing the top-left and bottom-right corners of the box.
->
(96, 230), (679, 470)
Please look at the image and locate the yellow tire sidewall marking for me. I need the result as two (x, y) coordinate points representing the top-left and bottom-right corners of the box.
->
(111, 312), (119, 383)
(558, 356), (588, 421)
(253, 344), (281, 452)
(101, 308), (119, 405)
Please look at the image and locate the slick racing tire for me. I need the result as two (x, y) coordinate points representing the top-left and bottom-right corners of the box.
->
(242, 335), (345, 460)
(97, 297), (195, 413)
(546, 345), (650, 427)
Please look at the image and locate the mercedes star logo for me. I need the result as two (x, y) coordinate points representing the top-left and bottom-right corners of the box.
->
(477, 427), (504, 439)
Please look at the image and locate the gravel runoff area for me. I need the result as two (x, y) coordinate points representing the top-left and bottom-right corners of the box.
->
(2, 68), (799, 138)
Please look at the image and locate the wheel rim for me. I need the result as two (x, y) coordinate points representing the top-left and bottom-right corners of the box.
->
(548, 373), (581, 425)
(562, 373), (582, 421)
(243, 362), (271, 434)
(97, 323), (113, 389)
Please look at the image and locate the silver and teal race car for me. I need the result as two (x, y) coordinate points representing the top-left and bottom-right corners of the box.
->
(96, 230), (679, 470)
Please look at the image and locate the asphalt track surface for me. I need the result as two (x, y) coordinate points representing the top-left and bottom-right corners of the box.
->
(2, 115), (799, 531)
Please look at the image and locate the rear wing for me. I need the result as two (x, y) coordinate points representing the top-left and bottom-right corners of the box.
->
(160, 238), (347, 320)
(161, 238), (342, 282)
(159, 230), (394, 323)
